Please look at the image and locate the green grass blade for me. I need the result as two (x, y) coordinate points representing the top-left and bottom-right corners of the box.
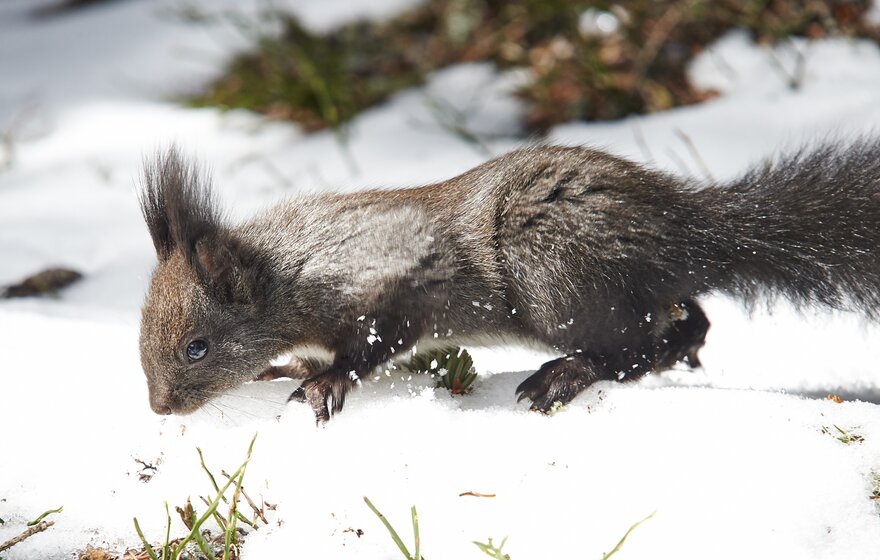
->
(223, 463), (249, 560)
(234, 509), (256, 528)
(172, 434), (258, 558)
(161, 502), (171, 560)
(27, 506), (63, 526)
(173, 488), (227, 560)
(199, 446), (234, 531)
(473, 537), (509, 559)
(191, 524), (217, 559)
(198, 447), (222, 496)
(363, 496), (413, 560)
(133, 517), (159, 560)
(411, 505), (420, 560)
(601, 511), (655, 560)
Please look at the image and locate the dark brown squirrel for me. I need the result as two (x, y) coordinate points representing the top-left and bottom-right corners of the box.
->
(139, 141), (880, 422)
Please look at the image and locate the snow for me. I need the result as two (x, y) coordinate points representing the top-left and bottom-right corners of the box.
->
(2, 1), (880, 559)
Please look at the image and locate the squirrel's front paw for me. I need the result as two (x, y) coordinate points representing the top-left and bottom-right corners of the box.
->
(288, 369), (353, 424)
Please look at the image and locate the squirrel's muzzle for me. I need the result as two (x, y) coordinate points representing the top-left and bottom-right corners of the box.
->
(148, 392), (174, 415)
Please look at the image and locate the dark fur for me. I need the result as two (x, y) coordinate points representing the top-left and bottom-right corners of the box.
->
(139, 141), (880, 421)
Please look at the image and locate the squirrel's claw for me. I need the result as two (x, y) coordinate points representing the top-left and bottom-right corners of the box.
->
(287, 386), (306, 403)
(288, 368), (354, 424)
(288, 383), (330, 424)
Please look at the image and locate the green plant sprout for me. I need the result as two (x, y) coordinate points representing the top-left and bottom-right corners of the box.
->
(132, 434), (258, 560)
(473, 537), (510, 559)
(409, 346), (477, 395)
(474, 512), (655, 560)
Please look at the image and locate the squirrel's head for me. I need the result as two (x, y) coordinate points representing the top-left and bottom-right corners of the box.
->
(138, 149), (283, 415)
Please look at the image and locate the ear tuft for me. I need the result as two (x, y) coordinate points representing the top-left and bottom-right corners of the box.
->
(139, 152), (173, 259)
(140, 147), (259, 303)
(139, 146), (223, 262)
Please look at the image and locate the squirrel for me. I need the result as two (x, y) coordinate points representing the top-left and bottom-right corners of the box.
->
(139, 141), (880, 422)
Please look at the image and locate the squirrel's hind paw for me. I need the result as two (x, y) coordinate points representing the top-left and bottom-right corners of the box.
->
(515, 355), (596, 413)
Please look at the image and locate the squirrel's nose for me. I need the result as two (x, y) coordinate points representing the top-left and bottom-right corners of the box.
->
(149, 400), (173, 415)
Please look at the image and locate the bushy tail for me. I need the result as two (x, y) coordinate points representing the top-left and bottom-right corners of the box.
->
(699, 139), (880, 317)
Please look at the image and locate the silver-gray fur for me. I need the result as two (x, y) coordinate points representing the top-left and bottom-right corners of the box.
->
(139, 141), (880, 421)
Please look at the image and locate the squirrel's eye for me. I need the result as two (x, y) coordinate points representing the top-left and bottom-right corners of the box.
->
(186, 339), (209, 362)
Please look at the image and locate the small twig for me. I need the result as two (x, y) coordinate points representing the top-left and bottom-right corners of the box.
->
(674, 128), (714, 182)
(422, 96), (494, 157)
(766, 39), (807, 90)
(0, 520), (55, 553)
(0, 103), (41, 173)
(199, 495), (229, 531)
(261, 159), (294, 189)
(458, 491), (497, 498)
(631, 122), (656, 165)
(709, 48), (738, 84)
(664, 148), (693, 178)
(222, 470), (268, 524)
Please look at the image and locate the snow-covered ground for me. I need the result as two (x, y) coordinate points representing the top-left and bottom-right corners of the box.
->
(2, 1), (880, 558)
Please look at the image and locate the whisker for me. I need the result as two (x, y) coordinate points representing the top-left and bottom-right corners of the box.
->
(249, 337), (296, 344)
(215, 366), (245, 376)
(205, 401), (226, 420)
(200, 390), (285, 403)
(192, 388), (286, 420)
(207, 400), (262, 422)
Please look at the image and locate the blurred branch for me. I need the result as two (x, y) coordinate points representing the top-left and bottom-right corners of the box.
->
(674, 128), (714, 182)
(766, 39), (808, 90)
(631, 122), (656, 165)
(0, 104), (41, 174)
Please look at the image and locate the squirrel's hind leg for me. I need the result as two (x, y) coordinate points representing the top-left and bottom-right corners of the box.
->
(516, 299), (710, 412)
(653, 299), (710, 371)
(515, 347), (655, 413)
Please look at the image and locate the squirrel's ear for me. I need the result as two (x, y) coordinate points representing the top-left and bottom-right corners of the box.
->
(193, 234), (258, 304)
